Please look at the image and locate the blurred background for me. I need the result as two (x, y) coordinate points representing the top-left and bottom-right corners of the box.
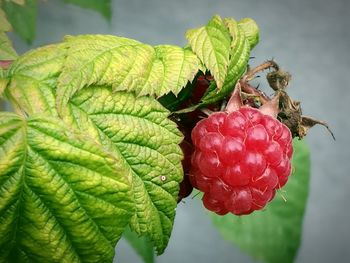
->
(5, 0), (350, 262)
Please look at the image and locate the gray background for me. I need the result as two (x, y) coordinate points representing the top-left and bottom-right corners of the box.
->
(6, 0), (350, 262)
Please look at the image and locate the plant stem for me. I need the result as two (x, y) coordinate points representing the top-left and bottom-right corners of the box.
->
(245, 60), (279, 81)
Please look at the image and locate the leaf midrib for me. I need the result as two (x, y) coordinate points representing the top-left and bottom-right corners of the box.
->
(7, 119), (27, 260)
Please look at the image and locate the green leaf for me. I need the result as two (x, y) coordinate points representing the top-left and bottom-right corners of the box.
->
(10, 0), (26, 5)
(238, 18), (260, 49)
(197, 18), (253, 107)
(4, 41), (185, 253)
(4, 43), (67, 115)
(0, 73), (9, 97)
(56, 35), (201, 113)
(0, 8), (12, 32)
(4, 36), (201, 114)
(0, 7), (18, 60)
(123, 227), (155, 263)
(2, 0), (37, 44)
(6, 70), (184, 254)
(5, 74), (184, 256)
(210, 140), (310, 263)
(180, 17), (259, 111)
(64, 0), (112, 20)
(60, 87), (184, 254)
(0, 112), (134, 262)
(185, 15), (231, 89)
(0, 32), (18, 60)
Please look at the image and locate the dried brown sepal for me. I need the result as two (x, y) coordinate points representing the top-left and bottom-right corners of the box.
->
(277, 91), (335, 139)
(277, 90), (304, 137)
(267, 69), (291, 91)
(239, 60), (335, 140)
(274, 77), (335, 140)
(300, 116), (336, 140)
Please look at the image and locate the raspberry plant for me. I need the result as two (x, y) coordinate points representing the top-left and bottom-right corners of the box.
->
(0, 4), (321, 263)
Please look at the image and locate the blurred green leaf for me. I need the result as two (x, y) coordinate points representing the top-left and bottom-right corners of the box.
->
(2, 0), (37, 44)
(0, 7), (17, 60)
(1, 0), (113, 44)
(0, 32), (17, 60)
(210, 139), (310, 263)
(64, 0), (112, 20)
(123, 227), (155, 263)
(0, 8), (11, 31)
(10, 0), (26, 5)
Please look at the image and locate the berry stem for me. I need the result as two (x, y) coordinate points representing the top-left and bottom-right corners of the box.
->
(245, 60), (279, 81)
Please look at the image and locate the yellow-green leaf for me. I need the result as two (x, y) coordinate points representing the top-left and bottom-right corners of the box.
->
(0, 112), (134, 262)
(0, 32), (18, 60)
(62, 87), (184, 254)
(56, 35), (201, 113)
(186, 15), (231, 89)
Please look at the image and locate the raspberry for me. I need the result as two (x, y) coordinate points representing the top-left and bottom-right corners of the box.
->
(177, 140), (194, 202)
(190, 86), (293, 215)
(191, 75), (212, 104)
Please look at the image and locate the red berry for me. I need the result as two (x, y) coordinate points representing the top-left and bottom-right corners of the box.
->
(190, 106), (293, 215)
(222, 164), (248, 186)
(177, 140), (194, 202)
(199, 132), (223, 153)
(202, 193), (228, 215)
(218, 137), (244, 165)
(191, 75), (211, 104)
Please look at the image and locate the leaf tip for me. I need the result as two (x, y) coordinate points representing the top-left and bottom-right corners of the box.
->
(238, 18), (260, 49)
